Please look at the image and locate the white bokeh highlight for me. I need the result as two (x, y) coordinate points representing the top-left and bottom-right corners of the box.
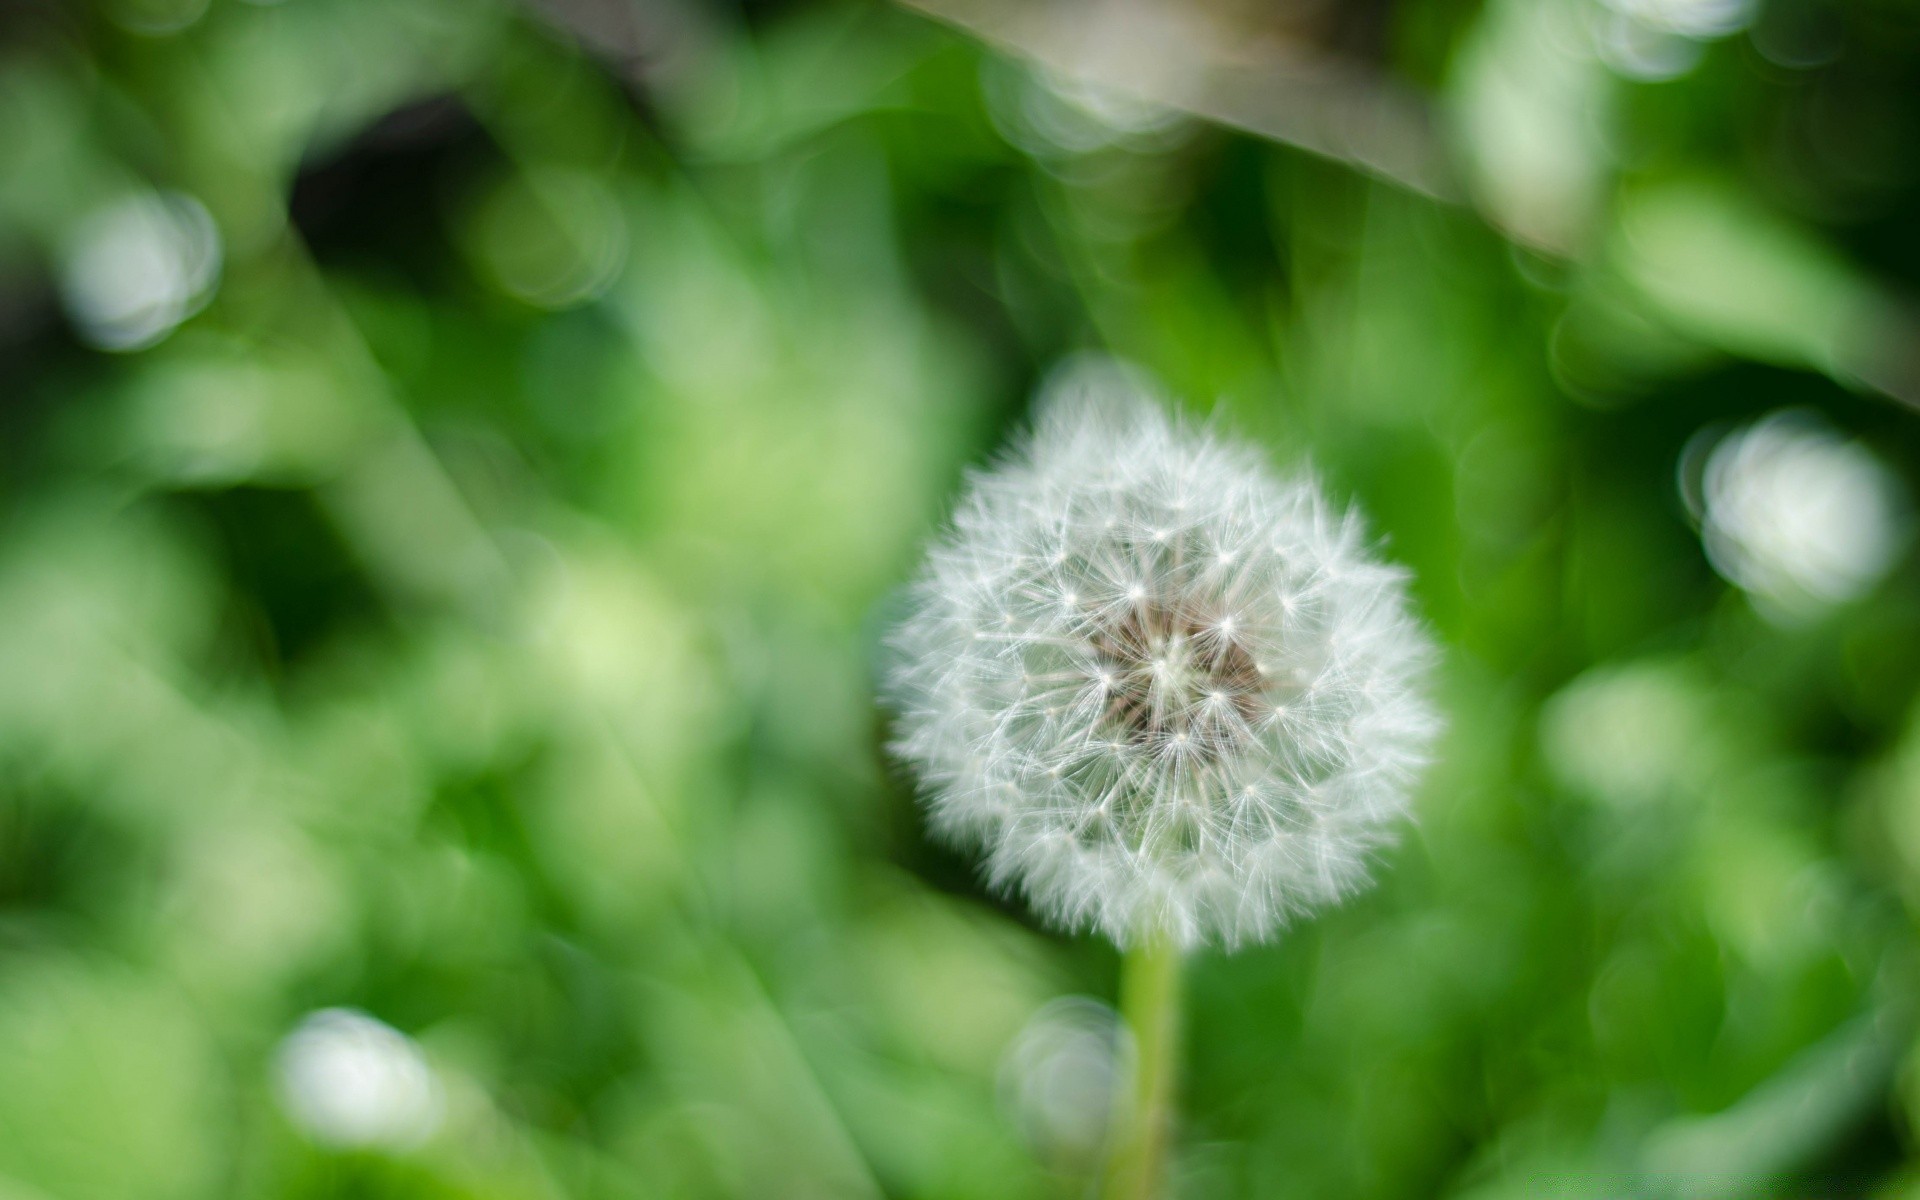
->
(59, 190), (221, 352)
(1692, 410), (1908, 620)
(274, 1008), (443, 1151)
(998, 996), (1127, 1167)
(1596, 0), (1756, 81)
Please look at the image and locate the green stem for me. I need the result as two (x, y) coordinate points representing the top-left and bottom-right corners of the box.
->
(1100, 935), (1184, 1200)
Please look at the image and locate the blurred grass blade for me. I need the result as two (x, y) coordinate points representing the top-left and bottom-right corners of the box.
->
(895, 0), (1457, 199)
(1638, 1005), (1907, 1199)
(1611, 178), (1920, 411)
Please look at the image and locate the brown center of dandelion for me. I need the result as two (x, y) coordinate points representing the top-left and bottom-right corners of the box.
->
(1089, 603), (1268, 749)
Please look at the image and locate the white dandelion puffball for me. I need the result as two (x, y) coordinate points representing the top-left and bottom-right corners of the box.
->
(887, 375), (1438, 949)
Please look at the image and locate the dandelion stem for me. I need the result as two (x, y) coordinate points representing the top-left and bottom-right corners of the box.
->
(1101, 934), (1183, 1200)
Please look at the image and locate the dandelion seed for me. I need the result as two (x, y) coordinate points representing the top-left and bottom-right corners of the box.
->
(886, 371), (1439, 949)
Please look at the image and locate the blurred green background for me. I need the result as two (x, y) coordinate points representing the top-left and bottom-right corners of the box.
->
(3, 0), (1920, 1196)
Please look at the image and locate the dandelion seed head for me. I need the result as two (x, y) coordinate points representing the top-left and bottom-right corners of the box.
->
(886, 371), (1440, 948)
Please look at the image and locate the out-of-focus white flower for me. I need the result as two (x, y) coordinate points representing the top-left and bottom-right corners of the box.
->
(1595, 0), (1754, 81)
(1594, 14), (1707, 81)
(58, 191), (221, 352)
(998, 996), (1127, 1166)
(886, 363), (1439, 949)
(274, 1008), (443, 1150)
(1691, 410), (1908, 620)
(986, 62), (1185, 159)
(1601, 0), (1753, 39)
